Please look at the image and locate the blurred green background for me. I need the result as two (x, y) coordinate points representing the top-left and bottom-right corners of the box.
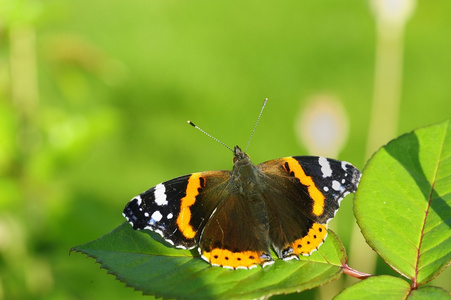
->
(1, 0), (450, 299)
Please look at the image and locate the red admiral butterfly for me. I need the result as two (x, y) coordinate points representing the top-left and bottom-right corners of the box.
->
(123, 100), (361, 269)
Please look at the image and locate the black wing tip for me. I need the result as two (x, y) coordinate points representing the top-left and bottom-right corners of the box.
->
(123, 198), (149, 230)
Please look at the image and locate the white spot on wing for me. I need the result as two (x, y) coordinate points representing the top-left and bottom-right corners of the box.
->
(283, 255), (298, 261)
(318, 157), (333, 177)
(302, 248), (318, 256)
(165, 239), (174, 246)
(341, 161), (350, 171)
(175, 244), (189, 249)
(262, 260), (274, 267)
(332, 180), (341, 191)
(134, 195), (142, 206)
(167, 213), (173, 219)
(154, 183), (168, 206)
(154, 228), (164, 237)
(151, 210), (163, 222)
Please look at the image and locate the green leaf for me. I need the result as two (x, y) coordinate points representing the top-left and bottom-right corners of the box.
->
(335, 275), (451, 300)
(408, 286), (451, 300)
(72, 223), (347, 299)
(335, 275), (411, 299)
(355, 119), (451, 285)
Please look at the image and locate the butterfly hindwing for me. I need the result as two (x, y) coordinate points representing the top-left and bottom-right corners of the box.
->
(199, 192), (274, 269)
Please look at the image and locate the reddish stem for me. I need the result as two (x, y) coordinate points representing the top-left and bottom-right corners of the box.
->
(342, 262), (373, 280)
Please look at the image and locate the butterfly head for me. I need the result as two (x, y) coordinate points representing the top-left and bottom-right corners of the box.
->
(233, 146), (250, 164)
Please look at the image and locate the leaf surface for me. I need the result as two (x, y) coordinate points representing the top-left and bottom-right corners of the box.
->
(72, 223), (347, 299)
(355, 119), (451, 285)
(335, 275), (451, 300)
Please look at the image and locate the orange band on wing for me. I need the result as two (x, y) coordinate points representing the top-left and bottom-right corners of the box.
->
(291, 223), (328, 255)
(284, 157), (325, 216)
(176, 173), (202, 239)
(202, 248), (267, 269)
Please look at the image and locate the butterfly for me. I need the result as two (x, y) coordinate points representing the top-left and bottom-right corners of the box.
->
(123, 100), (361, 269)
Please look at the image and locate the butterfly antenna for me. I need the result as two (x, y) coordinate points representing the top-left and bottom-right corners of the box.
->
(187, 120), (234, 153)
(245, 98), (268, 153)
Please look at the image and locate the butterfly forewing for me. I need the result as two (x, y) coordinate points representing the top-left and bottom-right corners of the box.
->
(123, 171), (231, 249)
(289, 156), (361, 222)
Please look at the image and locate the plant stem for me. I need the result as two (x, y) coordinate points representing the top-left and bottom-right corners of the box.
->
(342, 262), (373, 280)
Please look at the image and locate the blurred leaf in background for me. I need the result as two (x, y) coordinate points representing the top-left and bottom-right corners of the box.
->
(0, 0), (450, 299)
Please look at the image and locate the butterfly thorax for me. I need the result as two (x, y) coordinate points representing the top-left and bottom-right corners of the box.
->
(231, 146), (263, 196)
